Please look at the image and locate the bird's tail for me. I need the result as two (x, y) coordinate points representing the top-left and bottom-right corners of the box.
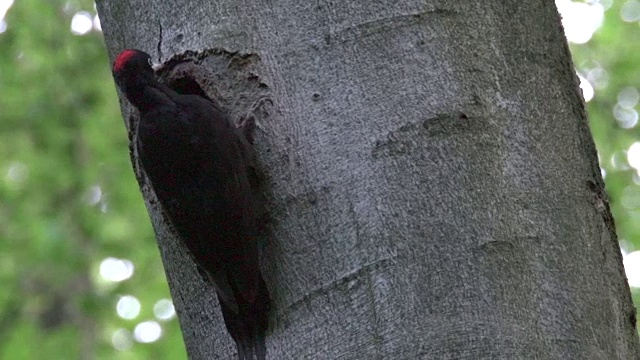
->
(218, 275), (271, 360)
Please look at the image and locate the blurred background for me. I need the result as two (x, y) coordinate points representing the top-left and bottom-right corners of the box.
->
(0, 0), (638, 359)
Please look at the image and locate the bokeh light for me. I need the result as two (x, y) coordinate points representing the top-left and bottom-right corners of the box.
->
(618, 87), (640, 108)
(627, 143), (640, 171)
(93, 14), (101, 32)
(5, 162), (28, 184)
(625, 251), (640, 287)
(153, 299), (176, 321)
(133, 321), (162, 343)
(100, 257), (135, 282)
(556, 0), (604, 44)
(578, 74), (594, 102)
(71, 11), (93, 35)
(117, 295), (142, 320)
(84, 185), (103, 206)
(614, 105), (639, 129)
(0, 0), (13, 21)
(112, 329), (134, 351)
(620, 0), (640, 22)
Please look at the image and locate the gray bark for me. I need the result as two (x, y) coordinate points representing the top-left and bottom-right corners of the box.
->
(96, 0), (639, 359)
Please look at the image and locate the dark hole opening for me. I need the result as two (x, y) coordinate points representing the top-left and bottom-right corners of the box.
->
(166, 76), (211, 100)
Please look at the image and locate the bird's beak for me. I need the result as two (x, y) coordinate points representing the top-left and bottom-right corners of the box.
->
(151, 62), (164, 72)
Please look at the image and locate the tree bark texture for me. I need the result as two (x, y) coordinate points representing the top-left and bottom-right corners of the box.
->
(97, 0), (639, 359)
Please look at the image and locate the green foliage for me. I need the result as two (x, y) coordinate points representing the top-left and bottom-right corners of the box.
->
(0, 0), (185, 358)
(570, 1), (640, 309)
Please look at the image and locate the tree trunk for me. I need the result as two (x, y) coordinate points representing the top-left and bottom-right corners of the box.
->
(96, 0), (640, 358)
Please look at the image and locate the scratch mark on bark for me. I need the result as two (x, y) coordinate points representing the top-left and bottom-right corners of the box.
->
(157, 20), (163, 62)
(329, 8), (458, 41)
(277, 256), (398, 318)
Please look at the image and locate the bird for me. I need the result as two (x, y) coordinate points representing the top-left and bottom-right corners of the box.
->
(112, 49), (270, 360)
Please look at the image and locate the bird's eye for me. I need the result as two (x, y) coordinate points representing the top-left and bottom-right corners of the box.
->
(148, 58), (153, 66)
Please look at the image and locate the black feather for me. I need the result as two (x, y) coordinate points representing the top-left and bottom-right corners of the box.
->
(113, 49), (270, 359)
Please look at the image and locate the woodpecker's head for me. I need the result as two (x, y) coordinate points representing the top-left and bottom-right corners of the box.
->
(112, 49), (162, 90)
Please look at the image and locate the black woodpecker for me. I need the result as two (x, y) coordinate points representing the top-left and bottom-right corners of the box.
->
(112, 49), (270, 360)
